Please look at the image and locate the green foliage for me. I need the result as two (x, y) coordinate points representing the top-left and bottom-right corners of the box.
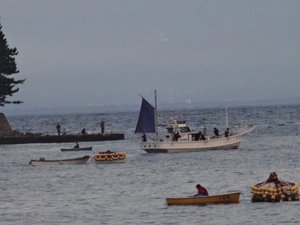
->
(0, 23), (25, 107)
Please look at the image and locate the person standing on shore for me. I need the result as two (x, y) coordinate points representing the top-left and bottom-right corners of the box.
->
(56, 123), (61, 136)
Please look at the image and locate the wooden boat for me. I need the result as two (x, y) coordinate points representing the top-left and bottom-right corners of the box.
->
(135, 91), (255, 153)
(29, 155), (90, 166)
(166, 192), (240, 205)
(61, 146), (93, 152)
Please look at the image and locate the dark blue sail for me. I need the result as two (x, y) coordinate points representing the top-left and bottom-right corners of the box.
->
(135, 98), (155, 133)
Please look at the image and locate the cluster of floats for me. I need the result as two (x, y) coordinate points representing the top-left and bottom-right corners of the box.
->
(29, 146), (127, 166)
(251, 172), (299, 202)
(93, 150), (127, 163)
(166, 172), (299, 206)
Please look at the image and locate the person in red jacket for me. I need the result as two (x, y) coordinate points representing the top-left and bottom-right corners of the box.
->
(195, 184), (209, 196)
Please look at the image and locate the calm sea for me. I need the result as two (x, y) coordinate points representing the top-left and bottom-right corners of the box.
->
(1, 105), (300, 225)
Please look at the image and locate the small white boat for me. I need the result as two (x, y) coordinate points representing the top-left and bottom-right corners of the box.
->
(61, 146), (93, 152)
(29, 155), (90, 166)
(135, 91), (255, 153)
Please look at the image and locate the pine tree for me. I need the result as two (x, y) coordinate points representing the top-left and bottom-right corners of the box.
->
(0, 23), (25, 107)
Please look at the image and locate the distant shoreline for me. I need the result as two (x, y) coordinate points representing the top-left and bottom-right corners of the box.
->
(2, 98), (299, 116)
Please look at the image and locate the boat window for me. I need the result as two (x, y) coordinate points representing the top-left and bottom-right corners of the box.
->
(167, 128), (174, 133)
(181, 127), (191, 132)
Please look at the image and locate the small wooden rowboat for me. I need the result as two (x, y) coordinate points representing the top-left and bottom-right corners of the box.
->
(61, 146), (93, 152)
(29, 155), (90, 166)
(166, 192), (240, 206)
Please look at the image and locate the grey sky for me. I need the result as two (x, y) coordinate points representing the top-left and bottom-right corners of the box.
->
(1, 0), (300, 110)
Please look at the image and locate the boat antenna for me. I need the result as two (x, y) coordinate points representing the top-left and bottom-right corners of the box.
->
(225, 105), (229, 129)
(154, 90), (159, 139)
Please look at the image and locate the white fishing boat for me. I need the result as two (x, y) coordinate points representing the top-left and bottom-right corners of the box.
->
(135, 91), (255, 153)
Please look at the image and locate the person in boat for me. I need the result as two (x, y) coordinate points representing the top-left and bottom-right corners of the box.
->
(56, 123), (61, 136)
(200, 131), (206, 140)
(195, 131), (205, 141)
(266, 171), (281, 186)
(194, 184), (209, 197)
(224, 128), (230, 137)
(173, 132), (181, 141)
(142, 134), (147, 142)
(213, 127), (219, 138)
(194, 132), (200, 141)
(74, 140), (79, 149)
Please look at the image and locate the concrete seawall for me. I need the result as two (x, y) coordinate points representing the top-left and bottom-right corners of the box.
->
(0, 133), (124, 145)
(0, 112), (124, 145)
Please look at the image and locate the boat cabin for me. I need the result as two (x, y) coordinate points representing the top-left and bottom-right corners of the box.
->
(165, 119), (200, 142)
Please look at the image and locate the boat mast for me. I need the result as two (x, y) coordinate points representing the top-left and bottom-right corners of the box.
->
(225, 106), (229, 128)
(154, 90), (159, 139)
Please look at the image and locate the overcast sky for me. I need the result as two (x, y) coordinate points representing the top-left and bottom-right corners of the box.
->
(1, 0), (300, 111)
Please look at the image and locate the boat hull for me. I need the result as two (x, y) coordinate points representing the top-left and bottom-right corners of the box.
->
(166, 192), (240, 205)
(61, 147), (93, 151)
(29, 155), (90, 166)
(141, 126), (255, 153)
(143, 141), (240, 153)
(141, 137), (241, 153)
(94, 159), (126, 164)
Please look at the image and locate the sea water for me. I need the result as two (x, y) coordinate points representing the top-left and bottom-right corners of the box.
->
(1, 105), (300, 225)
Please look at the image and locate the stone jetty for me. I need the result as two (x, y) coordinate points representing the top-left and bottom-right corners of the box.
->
(0, 113), (124, 145)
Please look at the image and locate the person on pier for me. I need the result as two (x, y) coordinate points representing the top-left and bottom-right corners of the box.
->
(56, 123), (61, 136)
(100, 120), (105, 134)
